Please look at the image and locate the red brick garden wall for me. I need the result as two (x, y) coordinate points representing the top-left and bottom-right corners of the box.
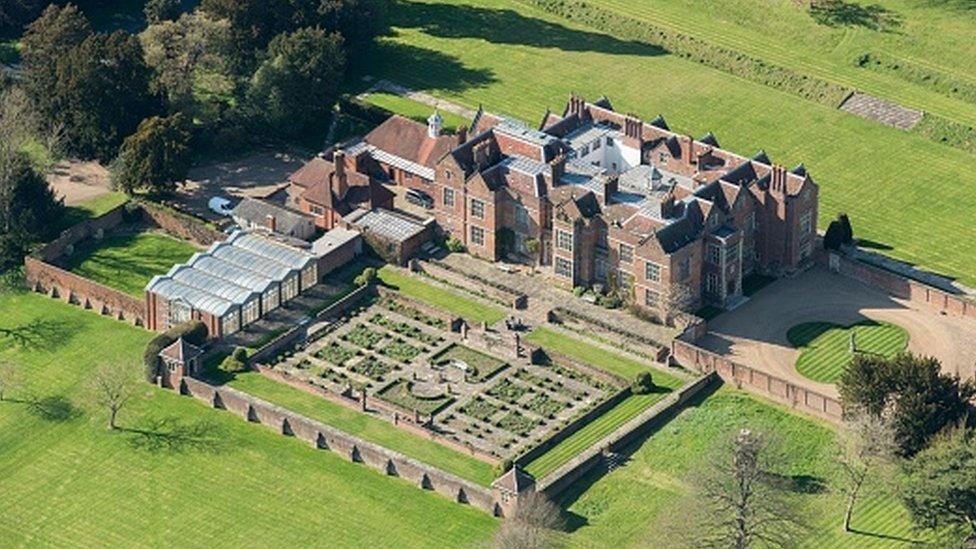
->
(24, 256), (146, 326)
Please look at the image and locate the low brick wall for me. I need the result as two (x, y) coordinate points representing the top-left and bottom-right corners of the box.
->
(177, 376), (504, 515)
(548, 307), (669, 362)
(514, 387), (631, 467)
(537, 373), (716, 497)
(39, 203), (128, 261)
(24, 256), (146, 326)
(375, 285), (463, 331)
(824, 251), (976, 320)
(414, 259), (527, 310)
(525, 343), (629, 388)
(672, 337), (842, 423)
(141, 201), (225, 246)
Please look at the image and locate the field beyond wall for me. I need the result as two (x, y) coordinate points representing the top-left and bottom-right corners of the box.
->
(352, 0), (976, 287)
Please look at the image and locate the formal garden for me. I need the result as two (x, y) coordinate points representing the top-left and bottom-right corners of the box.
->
(258, 290), (624, 462)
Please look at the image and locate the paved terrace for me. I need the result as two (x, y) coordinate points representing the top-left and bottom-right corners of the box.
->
(437, 253), (680, 350)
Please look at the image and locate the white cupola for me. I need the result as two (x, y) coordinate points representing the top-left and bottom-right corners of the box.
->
(427, 110), (443, 138)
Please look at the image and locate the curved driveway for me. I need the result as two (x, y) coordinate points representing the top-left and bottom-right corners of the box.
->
(697, 267), (976, 399)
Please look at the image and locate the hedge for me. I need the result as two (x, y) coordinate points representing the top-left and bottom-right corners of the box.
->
(142, 320), (208, 381)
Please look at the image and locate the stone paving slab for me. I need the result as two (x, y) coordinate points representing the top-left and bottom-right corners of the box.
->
(840, 92), (923, 130)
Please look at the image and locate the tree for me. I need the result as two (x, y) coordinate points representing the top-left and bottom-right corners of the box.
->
(525, 238), (540, 271)
(201, 0), (292, 73)
(631, 372), (654, 394)
(52, 30), (159, 161)
(0, 359), (25, 401)
(492, 491), (564, 549)
(660, 282), (695, 327)
(837, 412), (897, 532)
(839, 353), (976, 457)
(353, 266), (376, 287)
(0, 148), (63, 267)
(0, 0), (48, 33)
(837, 213), (854, 245)
(140, 11), (232, 114)
(20, 4), (92, 124)
(88, 362), (139, 429)
(218, 347), (249, 373)
(144, 0), (182, 24)
(246, 27), (345, 138)
(823, 219), (844, 250)
(903, 429), (976, 544)
(694, 429), (804, 548)
(112, 114), (192, 195)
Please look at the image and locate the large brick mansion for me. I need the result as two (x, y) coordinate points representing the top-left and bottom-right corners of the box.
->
(292, 94), (819, 314)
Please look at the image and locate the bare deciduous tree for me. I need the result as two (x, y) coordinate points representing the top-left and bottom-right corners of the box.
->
(838, 412), (897, 532)
(0, 358), (25, 401)
(695, 429), (804, 548)
(660, 283), (695, 327)
(492, 491), (564, 549)
(88, 362), (139, 429)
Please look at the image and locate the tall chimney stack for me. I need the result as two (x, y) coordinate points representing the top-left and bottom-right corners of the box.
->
(265, 214), (276, 233)
(457, 125), (468, 145)
(333, 150), (348, 199)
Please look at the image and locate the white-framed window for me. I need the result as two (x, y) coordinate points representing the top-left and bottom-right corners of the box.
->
(708, 244), (721, 264)
(514, 204), (529, 227)
(282, 273), (300, 301)
(619, 243), (634, 263)
(658, 153), (667, 164)
(301, 264), (317, 290)
(645, 288), (660, 308)
(606, 137), (614, 147)
(310, 205), (324, 215)
(706, 273), (719, 294)
(555, 257), (573, 278)
(556, 229), (574, 252)
(592, 139), (601, 151)
(262, 286), (280, 313)
(167, 299), (191, 329)
(644, 261), (661, 283)
(445, 170), (452, 180)
(470, 225), (485, 246)
(242, 299), (261, 325)
(580, 145), (589, 156)
(471, 198), (485, 219)
(800, 211), (813, 234)
(443, 187), (455, 207)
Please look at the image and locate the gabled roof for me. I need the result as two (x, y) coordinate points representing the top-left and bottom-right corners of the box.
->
(752, 150), (771, 164)
(159, 337), (204, 363)
(364, 115), (457, 169)
(232, 198), (312, 236)
(491, 466), (535, 493)
(699, 132), (719, 147)
(648, 114), (669, 130)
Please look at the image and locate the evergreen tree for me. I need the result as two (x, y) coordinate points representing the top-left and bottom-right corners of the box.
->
(20, 4), (92, 123)
(0, 149), (63, 267)
(113, 114), (193, 195)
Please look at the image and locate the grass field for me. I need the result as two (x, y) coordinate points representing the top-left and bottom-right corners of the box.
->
(61, 232), (198, 297)
(525, 327), (676, 381)
(523, 386), (680, 479)
(58, 192), (129, 233)
(788, 321), (910, 384)
(557, 389), (944, 548)
(223, 370), (497, 486)
(351, 0), (976, 287)
(364, 91), (471, 131)
(377, 265), (506, 324)
(0, 290), (497, 547)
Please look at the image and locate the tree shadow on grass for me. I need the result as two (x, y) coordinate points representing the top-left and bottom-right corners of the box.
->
(348, 40), (497, 95)
(556, 380), (723, 533)
(122, 416), (227, 454)
(387, 0), (667, 58)
(809, 0), (902, 32)
(847, 527), (925, 544)
(27, 395), (84, 422)
(0, 318), (77, 351)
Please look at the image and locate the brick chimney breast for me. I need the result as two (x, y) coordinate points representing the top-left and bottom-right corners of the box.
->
(333, 150), (348, 199)
(265, 214), (276, 232)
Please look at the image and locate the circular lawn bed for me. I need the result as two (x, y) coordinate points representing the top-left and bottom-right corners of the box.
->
(787, 321), (909, 384)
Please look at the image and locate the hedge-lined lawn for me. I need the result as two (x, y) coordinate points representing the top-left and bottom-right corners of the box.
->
(377, 266), (506, 325)
(61, 232), (198, 296)
(788, 321), (909, 384)
(226, 370), (497, 486)
(524, 388), (676, 479)
(352, 0), (976, 287)
(0, 291), (497, 547)
(559, 389), (944, 548)
(364, 91), (470, 131)
(525, 327), (679, 382)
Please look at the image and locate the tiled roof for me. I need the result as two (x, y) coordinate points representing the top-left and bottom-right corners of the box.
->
(364, 115), (457, 170)
(232, 198), (312, 236)
(159, 337), (203, 363)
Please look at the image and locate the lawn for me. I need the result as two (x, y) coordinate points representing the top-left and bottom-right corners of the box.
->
(525, 327), (679, 382)
(351, 0), (976, 287)
(377, 265), (506, 324)
(60, 232), (198, 296)
(58, 192), (129, 233)
(0, 290), (497, 547)
(225, 370), (497, 486)
(558, 389), (945, 548)
(364, 91), (471, 131)
(523, 387), (678, 479)
(788, 321), (910, 384)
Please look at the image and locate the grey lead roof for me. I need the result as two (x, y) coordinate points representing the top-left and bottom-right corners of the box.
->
(231, 198), (312, 236)
(345, 208), (426, 242)
(494, 116), (560, 148)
